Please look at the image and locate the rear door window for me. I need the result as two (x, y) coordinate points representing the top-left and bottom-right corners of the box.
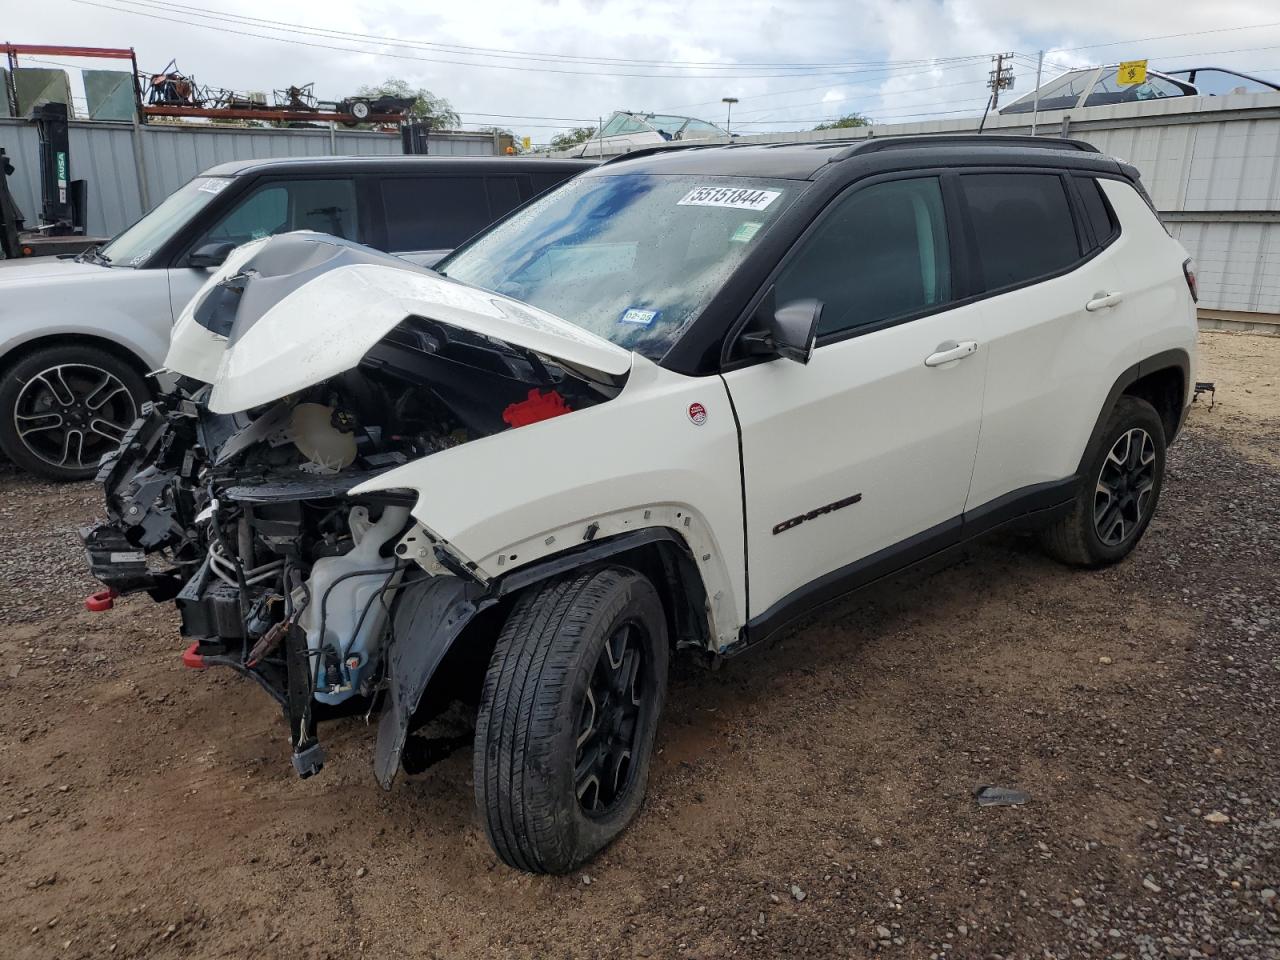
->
(959, 173), (1081, 292)
(380, 176), (492, 251)
(530, 170), (577, 195)
(485, 176), (523, 221)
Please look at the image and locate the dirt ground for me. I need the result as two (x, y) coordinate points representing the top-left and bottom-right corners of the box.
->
(1, 331), (1277, 960)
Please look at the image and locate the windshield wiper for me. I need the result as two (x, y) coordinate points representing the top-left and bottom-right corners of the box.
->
(76, 245), (113, 266)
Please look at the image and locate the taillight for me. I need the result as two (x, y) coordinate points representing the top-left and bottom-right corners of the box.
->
(1183, 258), (1199, 303)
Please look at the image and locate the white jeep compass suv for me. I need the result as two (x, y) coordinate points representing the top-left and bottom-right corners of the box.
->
(82, 135), (1197, 874)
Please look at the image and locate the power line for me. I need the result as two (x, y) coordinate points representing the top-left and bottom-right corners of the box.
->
(82, 0), (989, 72)
(1025, 41), (1280, 77)
(669, 59), (991, 112)
(732, 77), (994, 119)
(64, 0), (992, 81)
(744, 95), (993, 126)
(1055, 20), (1280, 54)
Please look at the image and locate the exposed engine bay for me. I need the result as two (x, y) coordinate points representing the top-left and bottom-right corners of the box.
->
(81, 233), (622, 780)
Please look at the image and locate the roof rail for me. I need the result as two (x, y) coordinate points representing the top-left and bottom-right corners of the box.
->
(595, 140), (725, 166)
(828, 133), (1098, 163)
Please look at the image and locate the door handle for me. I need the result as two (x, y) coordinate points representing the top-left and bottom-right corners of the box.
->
(1085, 291), (1124, 312)
(924, 340), (978, 367)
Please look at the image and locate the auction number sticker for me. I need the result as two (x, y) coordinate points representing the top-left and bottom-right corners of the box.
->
(677, 186), (781, 211)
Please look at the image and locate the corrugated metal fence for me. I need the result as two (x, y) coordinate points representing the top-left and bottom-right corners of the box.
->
(0, 118), (499, 238)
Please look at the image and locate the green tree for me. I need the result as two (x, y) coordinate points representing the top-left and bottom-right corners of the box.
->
(550, 126), (598, 152)
(812, 112), (871, 131)
(356, 77), (459, 128)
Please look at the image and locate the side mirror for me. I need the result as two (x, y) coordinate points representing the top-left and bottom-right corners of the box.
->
(741, 298), (823, 365)
(187, 241), (237, 269)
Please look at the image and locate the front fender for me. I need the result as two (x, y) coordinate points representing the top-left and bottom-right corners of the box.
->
(0, 268), (173, 370)
(352, 356), (747, 648)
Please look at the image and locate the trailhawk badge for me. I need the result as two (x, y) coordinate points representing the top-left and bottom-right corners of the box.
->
(687, 402), (708, 425)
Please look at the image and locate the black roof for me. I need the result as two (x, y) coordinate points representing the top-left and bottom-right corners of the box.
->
(585, 134), (1117, 181)
(199, 155), (598, 178)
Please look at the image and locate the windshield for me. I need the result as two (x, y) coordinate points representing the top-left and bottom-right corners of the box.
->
(100, 176), (232, 267)
(438, 174), (795, 361)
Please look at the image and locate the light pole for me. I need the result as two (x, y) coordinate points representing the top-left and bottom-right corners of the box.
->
(722, 97), (738, 136)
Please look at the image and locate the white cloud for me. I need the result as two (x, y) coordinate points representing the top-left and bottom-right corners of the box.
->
(7, 0), (1280, 140)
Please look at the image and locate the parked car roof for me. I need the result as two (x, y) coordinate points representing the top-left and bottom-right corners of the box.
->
(586, 135), (1114, 181)
(198, 155), (598, 178)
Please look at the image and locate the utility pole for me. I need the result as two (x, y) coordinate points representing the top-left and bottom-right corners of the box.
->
(988, 52), (1015, 110)
(722, 97), (738, 136)
(1031, 50), (1044, 135)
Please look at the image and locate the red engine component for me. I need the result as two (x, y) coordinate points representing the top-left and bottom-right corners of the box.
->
(502, 388), (571, 428)
(84, 588), (118, 612)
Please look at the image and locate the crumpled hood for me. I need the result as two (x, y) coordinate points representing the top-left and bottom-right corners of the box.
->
(164, 233), (633, 414)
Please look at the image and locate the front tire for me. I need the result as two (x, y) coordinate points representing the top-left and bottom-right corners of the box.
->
(474, 567), (669, 874)
(0, 344), (149, 482)
(1039, 395), (1166, 567)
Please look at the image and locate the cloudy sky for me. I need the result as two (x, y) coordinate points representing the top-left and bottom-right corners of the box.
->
(8, 0), (1280, 143)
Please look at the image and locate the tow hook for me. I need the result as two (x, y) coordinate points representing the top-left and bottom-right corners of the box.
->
(84, 588), (118, 612)
(181, 642), (207, 670)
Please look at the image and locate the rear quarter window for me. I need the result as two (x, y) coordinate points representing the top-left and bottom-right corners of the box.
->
(1077, 177), (1119, 248)
(960, 173), (1082, 291)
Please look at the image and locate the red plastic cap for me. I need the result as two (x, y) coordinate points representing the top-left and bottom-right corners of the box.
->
(181, 642), (207, 670)
(502, 388), (571, 429)
(84, 588), (118, 612)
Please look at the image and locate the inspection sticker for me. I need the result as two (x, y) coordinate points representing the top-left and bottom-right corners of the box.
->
(677, 186), (781, 211)
(731, 221), (763, 243)
(619, 307), (660, 326)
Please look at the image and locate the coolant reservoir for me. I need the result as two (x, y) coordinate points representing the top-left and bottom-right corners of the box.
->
(291, 403), (357, 473)
(297, 504), (409, 705)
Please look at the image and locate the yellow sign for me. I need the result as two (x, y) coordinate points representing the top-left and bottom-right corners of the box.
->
(1117, 60), (1147, 86)
(521, 136), (532, 150)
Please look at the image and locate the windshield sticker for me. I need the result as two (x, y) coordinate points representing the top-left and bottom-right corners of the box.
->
(678, 186), (781, 211)
(619, 307), (659, 326)
(196, 178), (229, 195)
(731, 221), (763, 243)
(129, 249), (152, 266)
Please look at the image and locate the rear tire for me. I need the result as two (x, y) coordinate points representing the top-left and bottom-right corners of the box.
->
(1039, 396), (1166, 567)
(473, 566), (669, 874)
(0, 344), (149, 482)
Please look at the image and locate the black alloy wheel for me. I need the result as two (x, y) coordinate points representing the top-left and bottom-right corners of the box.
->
(474, 566), (669, 874)
(1039, 395), (1167, 567)
(575, 620), (647, 818)
(1094, 426), (1157, 546)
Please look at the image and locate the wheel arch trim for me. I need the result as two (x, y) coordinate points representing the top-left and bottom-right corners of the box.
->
(373, 527), (717, 789)
(1074, 347), (1190, 479)
(0, 331), (156, 381)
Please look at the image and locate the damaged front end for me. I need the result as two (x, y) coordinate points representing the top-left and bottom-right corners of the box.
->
(82, 232), (630, 782)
